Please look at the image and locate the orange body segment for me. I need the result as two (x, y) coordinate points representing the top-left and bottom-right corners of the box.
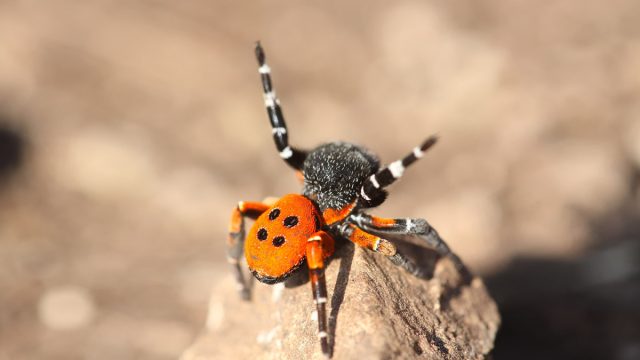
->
(245, 194), (325, 281)
(322, 201), (356, 225)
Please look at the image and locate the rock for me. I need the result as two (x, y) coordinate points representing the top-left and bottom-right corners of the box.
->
(181, 243), (500, 360)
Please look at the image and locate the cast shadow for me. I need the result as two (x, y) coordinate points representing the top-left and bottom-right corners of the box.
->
(327, 241), (355, 357)
(0, 122), (25, 183)
(486, 177), (640, 360)
(386, 233), (472, 310)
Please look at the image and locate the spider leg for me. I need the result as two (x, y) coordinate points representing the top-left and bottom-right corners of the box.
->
(351, 213), (471, 280)
(306, 231), (335, 357)
(359, 136), (438, 208)
(255, 42), (307, 171)
(337, 223), (427, 278)
(227, 201), (271, 300)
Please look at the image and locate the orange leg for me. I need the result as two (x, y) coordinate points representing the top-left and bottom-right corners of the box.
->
(306, 231), (335, 357)
(365, 215), (398, 229)
(227, 201), (271, 300)
(339, 223), (397, 256)
(339, 222), (430, 278)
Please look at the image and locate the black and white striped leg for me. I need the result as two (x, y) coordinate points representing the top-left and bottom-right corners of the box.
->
(306, 231), (334, 357)
(387, 251), (429, 278)
(359, 136), (438, 208)
(351, 213), (471, 279)
(337, 222), (428, 278)
(254, 42), (307, 170)
(310, 267), (329, 355)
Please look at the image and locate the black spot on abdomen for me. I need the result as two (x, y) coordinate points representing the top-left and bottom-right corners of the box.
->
(283, 216), (299, 227)
(272, 236), (286, 247)
(268, 208), (280, 220)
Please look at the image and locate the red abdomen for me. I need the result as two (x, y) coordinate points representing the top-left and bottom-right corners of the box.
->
(245, 194), (323, 283)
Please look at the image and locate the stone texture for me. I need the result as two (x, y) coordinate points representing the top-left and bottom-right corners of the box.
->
(182, 244), (500, 360)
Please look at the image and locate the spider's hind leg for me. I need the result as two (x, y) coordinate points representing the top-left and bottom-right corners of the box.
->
(227, 201), (271, 300)
(352, 213), (471, 281)
(254, 42), (307, 171)
(337, 223), (428, 278)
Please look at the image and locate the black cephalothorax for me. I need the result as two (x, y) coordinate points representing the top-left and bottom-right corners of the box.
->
(302, 142), (379, 212)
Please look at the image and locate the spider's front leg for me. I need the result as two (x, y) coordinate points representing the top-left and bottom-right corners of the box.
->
(352, 213), (471, 280)
(254, 42), (307, 171)
(306, 231), (335, 358)
(227, 201), (271, 300)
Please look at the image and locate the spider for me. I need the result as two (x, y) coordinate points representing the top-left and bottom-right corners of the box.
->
(226, 42), (469, 358)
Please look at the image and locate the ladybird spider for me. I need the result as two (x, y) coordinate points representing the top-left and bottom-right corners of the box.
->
(226, 42), (469, 358)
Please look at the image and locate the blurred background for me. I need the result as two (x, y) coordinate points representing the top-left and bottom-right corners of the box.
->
(1, 0), (639, 359)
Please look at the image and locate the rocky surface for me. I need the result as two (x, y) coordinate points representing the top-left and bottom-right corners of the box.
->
(182, 244), (499, 360)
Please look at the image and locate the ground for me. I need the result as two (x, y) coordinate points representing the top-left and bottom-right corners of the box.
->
(0, 1), (639, 359)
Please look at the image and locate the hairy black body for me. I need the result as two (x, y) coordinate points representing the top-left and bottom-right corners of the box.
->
(302, 142), (380, 212)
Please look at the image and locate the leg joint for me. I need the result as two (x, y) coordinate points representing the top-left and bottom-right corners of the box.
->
(374, 238), (397, 256)
(410, 218), (431, 234)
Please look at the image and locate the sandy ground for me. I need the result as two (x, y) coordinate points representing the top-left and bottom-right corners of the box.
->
(0, 1), (639, 359)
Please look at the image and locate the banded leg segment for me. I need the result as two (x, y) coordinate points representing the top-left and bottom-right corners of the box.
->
(255, 42), (307, 170)
(338, 223), (426, 277)
(338, 223), (396, 256)
(227, 201), (271, 300)
(306, 231), (335, 357)
(352, 213), (470, 278)
(359, 136), (438, 208)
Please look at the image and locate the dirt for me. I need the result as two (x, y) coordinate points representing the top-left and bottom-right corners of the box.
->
(1, 0), (639, 359)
